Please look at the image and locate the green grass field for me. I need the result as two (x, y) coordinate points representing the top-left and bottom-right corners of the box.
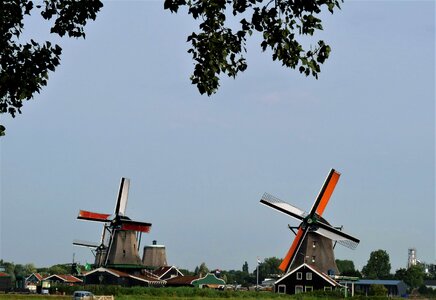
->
(0, 294), (405, 300)
(0, 296), (326, 300)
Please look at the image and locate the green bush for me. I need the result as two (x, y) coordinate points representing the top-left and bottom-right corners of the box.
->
(418, 284), (436, 296)
(368, 284), (387, 296)
(296, 289), (343, 298)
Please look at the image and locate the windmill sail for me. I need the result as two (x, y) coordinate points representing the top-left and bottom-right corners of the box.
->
(260, 169), (359, 273)
(260, 193), (306, 221)
(115, 177), (130, 216)
(74, 177), (152, 269)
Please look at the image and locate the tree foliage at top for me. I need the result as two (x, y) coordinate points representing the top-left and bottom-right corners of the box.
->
(395, 265), (425, 289)
(335, 259), (361, 277)
(242, 261), (249, 274)
(1, 0), (342, 135)
(362, 249), (392, 279)
(0, 0), (103, 135)
(164, 0), (342, 96)
(194, 262), (210, 276)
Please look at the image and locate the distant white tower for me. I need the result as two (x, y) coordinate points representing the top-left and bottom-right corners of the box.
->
(407, 248), (417, 268)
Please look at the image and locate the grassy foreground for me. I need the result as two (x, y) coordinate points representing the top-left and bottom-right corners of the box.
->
(0, 295), (429, 300)
(0, 288), (423, 300)
(0, 296), (331, 300)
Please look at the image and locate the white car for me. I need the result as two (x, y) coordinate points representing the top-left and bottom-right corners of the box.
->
(72, 291), (94, 299)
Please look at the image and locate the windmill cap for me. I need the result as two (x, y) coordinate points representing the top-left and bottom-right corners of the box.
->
(144, 240), (165, 248)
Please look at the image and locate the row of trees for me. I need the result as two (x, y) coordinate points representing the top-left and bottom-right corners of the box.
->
(0, 259), (78, 281)
(1, 249), (433, 290)
(336, 249), (432, 290)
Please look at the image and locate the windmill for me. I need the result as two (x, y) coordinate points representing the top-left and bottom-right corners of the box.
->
(74, 178), (152, 269)
(260, 169), (359, 274)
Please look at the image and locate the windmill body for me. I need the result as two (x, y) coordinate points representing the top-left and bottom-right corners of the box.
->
(105, 230), (143, 266)
(74, 178), (152, 271)
(290, 230), (339, 274)
(260, 169), (359, 275)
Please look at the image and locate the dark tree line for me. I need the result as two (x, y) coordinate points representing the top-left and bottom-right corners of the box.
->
(0, 259), (79, 281)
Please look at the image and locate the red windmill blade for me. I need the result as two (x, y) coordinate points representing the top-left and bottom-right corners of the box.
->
(260, 168), (360, 273)
(77, 210), (111, 222)
(120, 219), (152, 233)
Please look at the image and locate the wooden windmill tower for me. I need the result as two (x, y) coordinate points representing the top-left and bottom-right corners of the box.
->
(260, 169), (359, 274)
(74, 178), (152, 271)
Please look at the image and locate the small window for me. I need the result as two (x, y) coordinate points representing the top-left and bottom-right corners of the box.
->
(277, 284), (286, 294)
(311, 256), (316, 263)
(305, 286), (313, 292)
(295, 285), (303, 294)
(296, 272), (302, 280)
(306, 272), (312, 280)
(324, 286), (332, 291)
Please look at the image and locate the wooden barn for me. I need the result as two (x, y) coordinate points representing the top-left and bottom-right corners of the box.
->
(274, 263), (341, 295)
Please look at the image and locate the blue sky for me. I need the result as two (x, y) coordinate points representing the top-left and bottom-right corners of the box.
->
(1, 0), (434, 273)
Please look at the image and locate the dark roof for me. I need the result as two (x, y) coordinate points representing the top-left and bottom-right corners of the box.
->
(166, 275), (199, 285)
(355, 279), (404, 286)
(132, 273), (163, 283)
(35, 273), (43, 281)
(83, 267), (164, 284)
(26, 273), (43, 282)
(44, 274), (82, 283)
(153, 266), (172, 277)
(425, 280), (436, 286)
(152, 266), (183, 279)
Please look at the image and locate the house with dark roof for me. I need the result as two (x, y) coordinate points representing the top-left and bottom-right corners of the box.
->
(25, 273), (43, 292)
(152, 266), (184, 280)
(83, 267), (165, 287)
(0, 272), (12, 292)
(353, 279), (407, 297)
(43, 274), (83, 285)
(274, 263), (341, 295)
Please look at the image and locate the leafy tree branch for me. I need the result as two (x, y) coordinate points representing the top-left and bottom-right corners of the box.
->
(0, 0), (103, 135)
(164, 0), (342, 95)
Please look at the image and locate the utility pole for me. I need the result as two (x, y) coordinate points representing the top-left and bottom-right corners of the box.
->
(256, 257), (260, 291)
